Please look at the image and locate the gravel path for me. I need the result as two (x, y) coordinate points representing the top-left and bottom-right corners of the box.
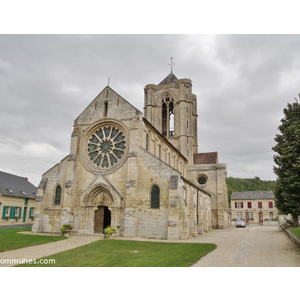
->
(192, 225), (300, 267)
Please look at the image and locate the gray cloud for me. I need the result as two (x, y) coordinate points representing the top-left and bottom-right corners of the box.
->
(1, 34), (299, 185)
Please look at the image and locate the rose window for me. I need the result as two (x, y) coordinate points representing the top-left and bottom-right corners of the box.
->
(87, 126), (126, 168)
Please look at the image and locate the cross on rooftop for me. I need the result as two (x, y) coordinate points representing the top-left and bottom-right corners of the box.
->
(169, 56), (175, 72)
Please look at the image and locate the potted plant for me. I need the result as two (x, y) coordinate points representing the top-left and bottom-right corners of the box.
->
(104, 226), (117, 239)
(60, 224), (72, 236)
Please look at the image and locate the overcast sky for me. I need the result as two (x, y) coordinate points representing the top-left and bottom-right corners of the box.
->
(1, 34), (300, 186)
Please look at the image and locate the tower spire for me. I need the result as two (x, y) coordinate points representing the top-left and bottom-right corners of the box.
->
(169, 56), (175, 73)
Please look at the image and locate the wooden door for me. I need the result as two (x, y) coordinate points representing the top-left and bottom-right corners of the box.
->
(94, 206), (104, 233)
(259, 212), (263, 224)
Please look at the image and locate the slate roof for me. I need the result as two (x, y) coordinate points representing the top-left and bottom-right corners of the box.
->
(0, 171), (37, 199)
(231, 191), (274, 200)
(193, 152), (218, 165)
(159, 72), (178, 85)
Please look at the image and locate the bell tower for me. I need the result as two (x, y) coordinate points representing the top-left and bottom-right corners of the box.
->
(143, 69), (198, 164)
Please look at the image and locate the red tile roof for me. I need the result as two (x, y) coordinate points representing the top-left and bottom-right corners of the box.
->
(193, 152), (218, 164)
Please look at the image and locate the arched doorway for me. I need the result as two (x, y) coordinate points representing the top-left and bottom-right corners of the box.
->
(91, 189), (113, 234)
(94, 206), (111, 233)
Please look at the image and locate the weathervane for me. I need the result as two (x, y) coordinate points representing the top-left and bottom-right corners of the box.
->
(169, 56), (175, 73)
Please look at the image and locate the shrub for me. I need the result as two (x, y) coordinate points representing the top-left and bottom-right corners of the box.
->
(60, 224), (72, 235)
(104, 226), (117, 236)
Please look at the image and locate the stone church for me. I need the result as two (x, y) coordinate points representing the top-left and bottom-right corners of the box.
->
(32, 71), (230, 239)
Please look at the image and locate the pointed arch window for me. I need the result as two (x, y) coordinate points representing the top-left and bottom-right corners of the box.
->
(161, 94), (175, 137)
(150, 185), (160, 209)
(169, 101), (174, 136)
(54, 185), (62, 205)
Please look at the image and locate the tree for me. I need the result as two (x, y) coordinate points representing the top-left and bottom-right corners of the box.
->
(272, 96), (300, 226)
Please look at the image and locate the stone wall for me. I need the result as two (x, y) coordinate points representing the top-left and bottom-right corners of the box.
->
(189, 163), (229, 229)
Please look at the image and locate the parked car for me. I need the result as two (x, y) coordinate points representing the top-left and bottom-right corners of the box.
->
(236, 219), (246, 228)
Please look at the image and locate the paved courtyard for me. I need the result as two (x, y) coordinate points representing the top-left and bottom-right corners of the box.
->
(192, 225), (300, 267)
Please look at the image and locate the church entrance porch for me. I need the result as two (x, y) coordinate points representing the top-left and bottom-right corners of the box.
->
(94, 206), (111, 233)
(78, 184), (121, 235)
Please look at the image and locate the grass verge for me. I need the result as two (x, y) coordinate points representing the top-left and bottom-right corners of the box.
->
(288, 226), (300, 239)
(0, 227), (67, 252)
(17, 239), (216, 267)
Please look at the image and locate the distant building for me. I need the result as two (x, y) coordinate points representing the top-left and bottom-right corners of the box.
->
(231, 191), (279, 225)
(0, 171), (37, 225)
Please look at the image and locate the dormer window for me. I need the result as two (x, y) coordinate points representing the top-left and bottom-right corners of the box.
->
(20, 191), (27, 196)
(7, 188), (14, 194)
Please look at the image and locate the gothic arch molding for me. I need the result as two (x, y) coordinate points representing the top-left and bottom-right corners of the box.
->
(156, 91), (177, 106)
(81, 182), (116, 207)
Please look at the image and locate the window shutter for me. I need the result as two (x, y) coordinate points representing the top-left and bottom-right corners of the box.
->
(241, 202), (243, 208)
(10, 207), (13, 219)
(19, 207), (22, 218)
(2, 206), (6, 219)
(235, 202), (237, 208)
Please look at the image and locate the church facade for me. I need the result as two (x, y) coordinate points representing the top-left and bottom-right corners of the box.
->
(32, 72), (230, 239)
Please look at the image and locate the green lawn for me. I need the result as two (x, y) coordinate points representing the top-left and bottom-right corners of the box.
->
(0, 227), (67, 252)
(288, 226), (300, 239)
(18, 239), (216, 267)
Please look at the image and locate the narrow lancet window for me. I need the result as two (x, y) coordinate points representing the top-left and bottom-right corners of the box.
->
(146, 133), (149, 151)
(104, 101), (108, 117)
(162, 102), (167, 136)
(169, 101), (174, 136)
(161, 94), (174, 137)
(150, 185), (160, 209)
(54, 185), (62, 205)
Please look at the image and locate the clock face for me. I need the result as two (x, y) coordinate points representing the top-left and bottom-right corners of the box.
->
(87, 125), (126, 169)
